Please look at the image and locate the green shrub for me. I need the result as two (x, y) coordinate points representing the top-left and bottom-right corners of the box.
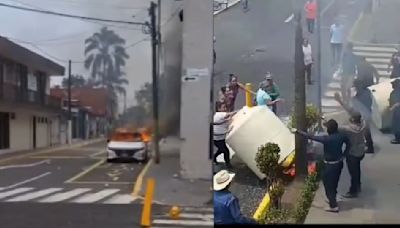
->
(264, 208), (291, 224)
(292, 173), (319, 223)
(289, 104), (321, 132)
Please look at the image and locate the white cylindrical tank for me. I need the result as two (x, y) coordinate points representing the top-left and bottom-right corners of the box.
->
(225, 106), (295, 179)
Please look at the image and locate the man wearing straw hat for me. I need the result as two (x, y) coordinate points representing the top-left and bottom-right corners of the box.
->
(214, 170), (257, 225)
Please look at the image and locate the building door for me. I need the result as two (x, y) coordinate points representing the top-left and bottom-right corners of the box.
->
(0, 112), (10, 149)
(32, 116), (37, 149)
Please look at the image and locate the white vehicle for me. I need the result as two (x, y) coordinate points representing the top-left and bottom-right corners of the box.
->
(106, 129), (150, 162)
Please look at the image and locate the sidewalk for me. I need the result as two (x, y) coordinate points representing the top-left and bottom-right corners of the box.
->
(142, 136), (212, 207)
(351, 0), (400, 44)
(0, 138), (104, 160)
(305, 111), (400, 224)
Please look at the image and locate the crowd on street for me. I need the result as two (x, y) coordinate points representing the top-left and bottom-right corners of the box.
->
(212, 0), (400, 224)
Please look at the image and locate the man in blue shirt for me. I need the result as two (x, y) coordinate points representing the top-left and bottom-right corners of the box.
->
(294, 119), (351, 212)
(214, 170), (257, 225)
(256, 81), (281, 111)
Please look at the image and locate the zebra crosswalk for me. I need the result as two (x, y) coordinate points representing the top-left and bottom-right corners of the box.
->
(152, 206), (214, 227)
(0, 187), (138, 204)
(322, 43), (397, 113)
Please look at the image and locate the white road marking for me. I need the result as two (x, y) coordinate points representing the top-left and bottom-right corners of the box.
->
(328, 81), (341, 90)
(0, 188), (34, 200)
(0, 172), (51, 190)
(183, 207), (214, 213)
(0, 160), (50, 170)
(103, 194), (134, 204)
(353, 52), (393, 58)
(6, 188), (62, 202)
(39, 188), (91, 203)
(177, 213), (214, 220)
(152, 219), (213, 226)
(72, 189), (120, 203)
(90, 150), (106, 157)
(284, 13), (294, 23)
(366, 58), (391, 63)
(353, 46), (396, 53)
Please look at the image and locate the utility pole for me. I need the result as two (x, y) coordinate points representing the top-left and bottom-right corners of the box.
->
(149, 2), (160, 164)
(67, 60), (72, 145)
(294, 10), (308, 178)
(316, 0), (322, 130)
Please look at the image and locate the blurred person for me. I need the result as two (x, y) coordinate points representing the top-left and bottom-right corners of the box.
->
(303, 38), (314, 85)
(330, 19), (345, 67)
(334, 78), (374, 154)
(213, 102), (236, 169)
(357, 56), (379, 87)
(214, 170), (257, 225)
(341, 43), (357, 103)
(256, 81), (282, 112)
(264, 72), (281, 114)
(388, 47), (400, 79)
(389, 79), (400, 144)
(304, 0), (317, 34)
(334, 111), (366, 198)
(294, 119), (351, 212)
(227, 74), (256, 112)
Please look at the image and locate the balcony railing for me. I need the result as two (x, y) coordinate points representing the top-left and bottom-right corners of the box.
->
(0, 83), (61, 110)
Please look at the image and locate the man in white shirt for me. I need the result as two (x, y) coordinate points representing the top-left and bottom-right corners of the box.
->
(330, 20), (345, 67)
(213, 102), (236, 169)
(302, 38), (314, 85)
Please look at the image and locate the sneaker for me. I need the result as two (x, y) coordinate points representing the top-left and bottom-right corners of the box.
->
(324, 206), (339, 213)
(343, 192), (358, 198)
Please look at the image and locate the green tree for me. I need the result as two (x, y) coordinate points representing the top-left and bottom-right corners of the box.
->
(61, 74), (87, 88)
(84, 27), (129, 85)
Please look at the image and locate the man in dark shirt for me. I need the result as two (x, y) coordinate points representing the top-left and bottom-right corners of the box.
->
(294, 119), (351, 212)
(357, 56), (379, 87)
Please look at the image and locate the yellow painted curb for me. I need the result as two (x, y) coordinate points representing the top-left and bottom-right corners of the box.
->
(132, 158), (154, 198)
(281, 150), (295, 168)
(253, 192), (271, 221)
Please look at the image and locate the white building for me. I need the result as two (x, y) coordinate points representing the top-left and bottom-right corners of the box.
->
(0, 36), (65, 152)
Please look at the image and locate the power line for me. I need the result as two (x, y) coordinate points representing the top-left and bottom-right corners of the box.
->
(29, 0), (147, 10)
(0, 2), (146, 26)
(5, 0), (144, 31)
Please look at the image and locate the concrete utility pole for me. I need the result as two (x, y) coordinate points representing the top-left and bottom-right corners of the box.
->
(180, 0), (213, 179)
(67, 60), (72, 145)
(149, 2), (160, 164)
(294, 10), (308, 178)
(316, 0), (322, 130)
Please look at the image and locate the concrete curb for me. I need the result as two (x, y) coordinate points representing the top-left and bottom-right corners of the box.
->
(213, 0), (241, 16)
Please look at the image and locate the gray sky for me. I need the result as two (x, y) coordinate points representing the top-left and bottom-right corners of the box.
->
(0, 0), (152, 110)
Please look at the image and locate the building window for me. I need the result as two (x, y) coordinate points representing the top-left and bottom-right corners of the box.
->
(3, 60), (17, 85)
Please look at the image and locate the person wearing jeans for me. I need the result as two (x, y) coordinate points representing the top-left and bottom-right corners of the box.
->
(330, 20), (344, 67)
(213, 102), (236, 169)
(294, 119), (351, 212)
(304, 0), (317, 34)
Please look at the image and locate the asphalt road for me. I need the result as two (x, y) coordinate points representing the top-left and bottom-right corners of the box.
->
(0, 141), (158, 228)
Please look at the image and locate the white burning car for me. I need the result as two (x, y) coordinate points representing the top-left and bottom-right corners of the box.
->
(106, 129), (151, 162)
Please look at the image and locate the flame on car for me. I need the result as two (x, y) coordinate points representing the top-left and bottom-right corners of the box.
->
(110, 127), (152, 143)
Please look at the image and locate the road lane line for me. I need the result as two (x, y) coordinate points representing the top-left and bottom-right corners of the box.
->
(39, 188), (91, 203)
(152, 219), (213, 226)
(103, 194), (135, 204)
(284, 13), (294, 23)
(72, 189), (120, 203)
(6, 188), (62, 202)
(30, 156), (86, 159)
(89, 150), (106, 157)
(0, 188), (34, 199)
(0, 160), (50, 170)
(0, 172), (51, 190)
(132, 158), (153, 197)
(176, 213), (214, 220)
(67, 181), (132, 185)
(64, 159), (105, 183)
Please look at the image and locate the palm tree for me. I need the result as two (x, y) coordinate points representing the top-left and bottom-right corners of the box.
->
(84, 27), (130, 120)
(84, 27), (129, 86)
